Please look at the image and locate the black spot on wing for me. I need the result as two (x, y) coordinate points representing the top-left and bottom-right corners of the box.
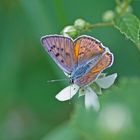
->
(55, 53), (60, 57)
(50, 45), (55, 50)
(61, 59), (64, 63)
(61, 48), (64, 51)
(95, 40), (100, 44)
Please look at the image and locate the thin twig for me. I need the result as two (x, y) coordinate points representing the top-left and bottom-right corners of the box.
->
(79, 21), (114, 34)
(89, 21), (114, 28)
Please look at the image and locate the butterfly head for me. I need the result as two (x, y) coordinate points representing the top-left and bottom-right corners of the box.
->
(69, 77), (74, 84)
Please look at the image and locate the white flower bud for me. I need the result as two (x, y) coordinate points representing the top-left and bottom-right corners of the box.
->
(102, 10), (115, 22)
(74, 18), (86, 30)
(62, 25), (78, 38)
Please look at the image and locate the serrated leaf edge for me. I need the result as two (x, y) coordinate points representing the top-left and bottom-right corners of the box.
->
(114, 14), (140, 45)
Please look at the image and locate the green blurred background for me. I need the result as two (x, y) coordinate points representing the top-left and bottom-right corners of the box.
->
(0, 0), (140, 140)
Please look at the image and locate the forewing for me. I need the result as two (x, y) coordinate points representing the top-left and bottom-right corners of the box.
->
(74, 51), (113, 87)
(73, 35), (106, 66)
(41, 35), (76, 74)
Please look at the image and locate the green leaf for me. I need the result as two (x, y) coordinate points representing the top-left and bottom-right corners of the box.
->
(114, 13), (140, 49)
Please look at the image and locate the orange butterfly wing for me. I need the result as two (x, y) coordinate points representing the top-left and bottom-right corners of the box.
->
(73, 36), (106, 66)
(74, 52), (113, 87)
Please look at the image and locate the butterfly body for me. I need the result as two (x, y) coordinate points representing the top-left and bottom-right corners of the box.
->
(41, 35), (113, 87)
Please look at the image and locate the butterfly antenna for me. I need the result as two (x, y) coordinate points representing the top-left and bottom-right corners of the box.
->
(47, 78), (68, 83)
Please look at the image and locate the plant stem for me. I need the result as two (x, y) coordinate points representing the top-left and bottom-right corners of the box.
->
(89, 21), (114, 29)
(80, 21), (114, 33)
(120, 1), (130, 16)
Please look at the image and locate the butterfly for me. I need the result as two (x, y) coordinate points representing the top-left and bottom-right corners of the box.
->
(41, 35), (114, 87)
